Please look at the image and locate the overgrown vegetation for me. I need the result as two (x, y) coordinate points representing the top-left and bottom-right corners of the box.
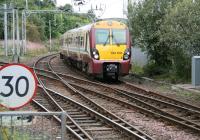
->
(128, 0), (200, 83)
(0, 0), (92, 42)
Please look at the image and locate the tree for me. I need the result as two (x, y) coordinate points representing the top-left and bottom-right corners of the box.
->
(128, 0), (175, 74)
(127, 0), (198, 81)
(160, 0), (200, 80)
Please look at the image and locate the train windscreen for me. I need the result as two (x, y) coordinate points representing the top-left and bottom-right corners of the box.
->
(112, 29), (126, 45)
(95, 29), (110, 45)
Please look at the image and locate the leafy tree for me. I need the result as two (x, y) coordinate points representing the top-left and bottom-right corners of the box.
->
(128, 0), (175, 74)
(160, 0), (200, 80)
(59, 3), (73, 12)
(128, 0), (200, 81)
(0, 0), (90, 41)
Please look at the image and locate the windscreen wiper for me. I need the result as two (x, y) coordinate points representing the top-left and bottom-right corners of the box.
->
(103, 35), (110, 46)
(112, 35), (120, 46)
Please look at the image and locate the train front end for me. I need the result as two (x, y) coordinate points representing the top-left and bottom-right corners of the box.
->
(89, 20), (131, 80)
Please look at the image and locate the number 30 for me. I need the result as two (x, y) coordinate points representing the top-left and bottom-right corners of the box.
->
(0, 76), (29, 97)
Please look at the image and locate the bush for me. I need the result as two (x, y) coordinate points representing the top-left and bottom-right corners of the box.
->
(143, 61), (169, 77)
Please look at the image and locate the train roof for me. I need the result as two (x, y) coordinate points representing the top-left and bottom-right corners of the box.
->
(65, 20), (127, 35)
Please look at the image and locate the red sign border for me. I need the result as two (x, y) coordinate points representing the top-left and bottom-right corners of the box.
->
(0, 63), (38, 110)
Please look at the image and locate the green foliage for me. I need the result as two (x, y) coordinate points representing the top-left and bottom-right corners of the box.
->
(0, 1), (91, 41)
(128, 0), (200, 82)
(143, 61), (168, 77)
(131, 63), (144, 75)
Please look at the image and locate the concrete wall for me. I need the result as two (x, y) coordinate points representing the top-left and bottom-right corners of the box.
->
(131, 47), (148, 67)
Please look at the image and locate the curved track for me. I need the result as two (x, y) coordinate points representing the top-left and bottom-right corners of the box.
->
(33, 54), (152, 140)
(46, 56), (200, 133)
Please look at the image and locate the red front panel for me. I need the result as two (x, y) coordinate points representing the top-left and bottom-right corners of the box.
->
(88, 59), (131, 76)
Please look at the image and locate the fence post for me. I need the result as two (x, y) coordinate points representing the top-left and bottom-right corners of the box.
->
(61, 111), (66, 140)
(4, 4), (8, 56)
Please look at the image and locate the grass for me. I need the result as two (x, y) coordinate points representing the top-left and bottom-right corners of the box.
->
(156, 84), (200, 102)
(0, 39), (61, 63)
(19, 47), (49, 63)
(0, 127), (30, 140)
(131, 63), (144, 75)
(0, 46), (58, 63)
(156, 84), (172, 92)
(177, 90), (200, 101)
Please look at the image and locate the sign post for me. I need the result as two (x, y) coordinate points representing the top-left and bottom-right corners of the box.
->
(0, 64), (37, 110)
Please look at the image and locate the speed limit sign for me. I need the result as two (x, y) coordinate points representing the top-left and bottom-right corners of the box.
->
(0, 64), (37, 110)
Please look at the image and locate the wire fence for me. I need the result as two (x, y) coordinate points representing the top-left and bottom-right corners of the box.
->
(0, 111), (67, 140)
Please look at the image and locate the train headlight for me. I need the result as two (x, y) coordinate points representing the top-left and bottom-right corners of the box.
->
(91, 48), (100, 60)
(94, 54), (99, 59)
(123, 48), (131, 60)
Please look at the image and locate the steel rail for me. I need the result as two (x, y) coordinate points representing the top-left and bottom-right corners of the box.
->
(33, 54), (145, 139)
(33, 54), (92, 140)
(121, 81), (200, 112)
(44, 85), (151, 140)
(0, 61), (9, 66)
(35, 85), (93, 140)
(44, 59), (200, 133)
(40, 67), (200, 114)
(36, 69), (153, 140)
(47, 56), (153, 140)
(33, 65), (200, 117)
(68, 82), (200, 132)
(31, 99), (83, 140)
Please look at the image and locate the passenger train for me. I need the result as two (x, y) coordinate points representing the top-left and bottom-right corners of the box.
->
(60, 20), (131, 80)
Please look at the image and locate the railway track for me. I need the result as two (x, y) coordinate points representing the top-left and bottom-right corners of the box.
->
(33, 54), (152, 140)
(2, 54), (199, 138)
(37, 69), (200, 133)
(0, 61), (9, 66)
(33, 54), (91, 140)
(44, 56), (200, 134)
(31, 88), (82, 140)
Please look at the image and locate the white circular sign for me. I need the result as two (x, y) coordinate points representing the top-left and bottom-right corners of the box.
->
(0, 64), (37, 110)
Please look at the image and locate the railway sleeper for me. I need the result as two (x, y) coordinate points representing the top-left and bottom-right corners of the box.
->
(72, 117), (93, 120)
(74, 120), (97, 123)
(84, 127), (113, 131)
(78, 123), (103, 127)
(67, 111), (84, 115)
(70, 114), (89, 118)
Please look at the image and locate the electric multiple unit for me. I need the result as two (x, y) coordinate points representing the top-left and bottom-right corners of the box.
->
(60, 20), (131, 80)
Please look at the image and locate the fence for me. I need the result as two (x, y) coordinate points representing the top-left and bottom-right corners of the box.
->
(0, 111), (67, 140)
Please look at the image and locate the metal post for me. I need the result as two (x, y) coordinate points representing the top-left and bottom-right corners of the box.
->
(24, 12), (27, 54)
(25, 0), (28, 55)
(25, 0), (28, 10)
(22, 12), (24, 55)
(4, 4), (8, 56)
(61, 111), (66, 140)
(10, 116), (14, 140)
(49, 20), (52, 51)
(21, 11), (26, 55)
(16, 9), (20, 56)
(12, 9), (15, 55)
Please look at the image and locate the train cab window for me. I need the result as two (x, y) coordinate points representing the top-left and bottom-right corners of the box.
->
(112, 29), (126, 45)
(95, 29), (110, 45)
(80, 37), (84, 47)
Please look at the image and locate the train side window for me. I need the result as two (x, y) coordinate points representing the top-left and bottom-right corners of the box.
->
(76, 36), (79, 46)
(85, 33), (88, 51)
(80, 36), (84, 48)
